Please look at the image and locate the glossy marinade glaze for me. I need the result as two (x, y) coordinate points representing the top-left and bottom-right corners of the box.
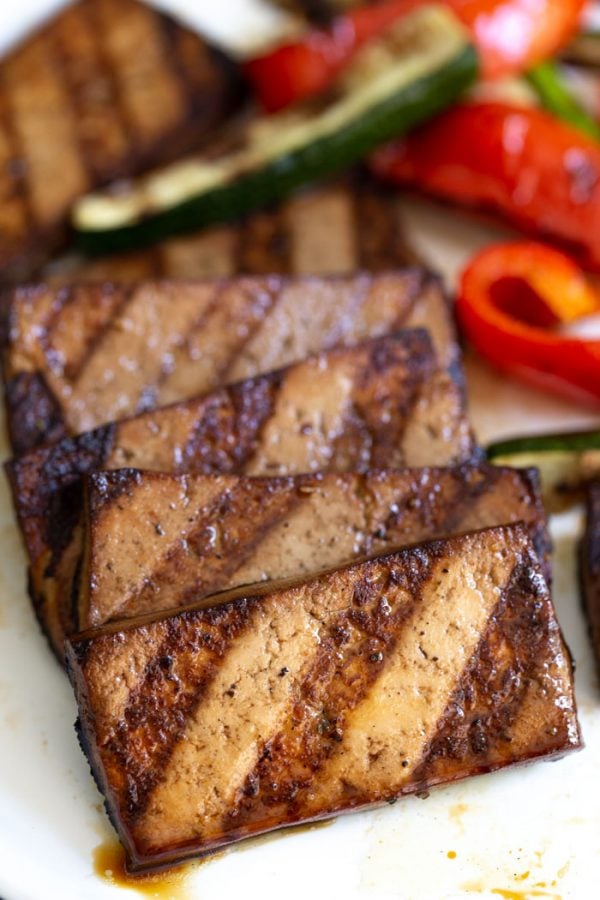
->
(2, 269), (454, 454)
(80, 464), (550, 628)
(67, 524), (581, 873)
(7, 330), (478, 656)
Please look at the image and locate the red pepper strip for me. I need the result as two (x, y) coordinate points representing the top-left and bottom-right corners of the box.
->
(457, 242), (600, 406)
(244, 0), (417, 112)
(244, 0), (586, 112)
(371, 102), (600, 272)
(448, 0), (586, 79)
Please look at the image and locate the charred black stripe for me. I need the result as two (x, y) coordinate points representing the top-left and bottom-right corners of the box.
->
(108, 477), (301, 621)
(235, 207), (294, 275)
(182, 372), (281, 473)
(331, 332), (433, 470)
(85, 0), (141, 165)
(353, 173), (418, 271)
(410, 553), (559, 788)
(4, 371), (68, 455)
(46, 11), (94, 188)
(223, 546), (441, 829)
(7, 422), (115, 565)
(0, 64), (35, 276)
(215, 281), (286, 384)
(65, 284), (135, 385)
(101, 598), (261, 821)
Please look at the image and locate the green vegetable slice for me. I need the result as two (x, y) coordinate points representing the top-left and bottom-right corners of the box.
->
(487, 429), (600, 513)
(526, 60), (600, 141)
(72, 5), (477, 255)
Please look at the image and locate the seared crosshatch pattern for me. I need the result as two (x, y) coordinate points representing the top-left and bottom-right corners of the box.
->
(67, 525), (581, 873)
(79, 464), (550, 628)
(0, 0), (241, 280)
(7, 331), (478, 657)
(3, 269), (459, 454)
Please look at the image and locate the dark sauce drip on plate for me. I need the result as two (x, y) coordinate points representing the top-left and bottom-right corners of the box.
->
(93, 820), (334, 896)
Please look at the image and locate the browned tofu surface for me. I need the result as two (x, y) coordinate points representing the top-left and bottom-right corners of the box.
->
(7, 330), (477, 657)
(580, 482), (600, 679)
(40, 173), (420, 283)
(0, 0), (242, 280)
(67, 524), (581, 873)
(3, 269), (459, 454)
(80, 464), (549, 629)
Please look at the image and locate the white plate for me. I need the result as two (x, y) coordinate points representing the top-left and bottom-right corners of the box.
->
(0, 4), (599, 899)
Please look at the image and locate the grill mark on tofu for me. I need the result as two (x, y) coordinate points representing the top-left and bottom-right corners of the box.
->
(223, 547), (438, 831)
(67, 525), (580, 870)
(354, 178), (413, 270)
(52, 4), (129, 183)
(4, 371), (68, 455)
(235, 208), (294, 274)
(52, 285), (136, 384)
(99, 600), (259, 821)
(3, 33), (88, 229)
(87, 476), (302, 625)
(93, 0), (186, 151)
(155, 279), (282, 406)
(64, 283), (220, 419)
(0, 84), (30, 267)
(4, 270), (448, 454)
(8, 331), (471, 656)
(242, 336), (433, 477)
(290, 546), (519, 814)
(80, 463), (549, 629)
(412, 556), (580, 785)
(0, 0), (241, 280)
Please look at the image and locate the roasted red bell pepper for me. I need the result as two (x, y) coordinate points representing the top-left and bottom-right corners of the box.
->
(449, 0), (586, 79)
(245, 0), (585, 111)
(457, 242), (600, 406)
(244, 0), (416, 112)
(371, 102), (600, 271)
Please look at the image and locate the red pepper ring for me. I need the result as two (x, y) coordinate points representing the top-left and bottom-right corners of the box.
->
(457, 242), (600, 407)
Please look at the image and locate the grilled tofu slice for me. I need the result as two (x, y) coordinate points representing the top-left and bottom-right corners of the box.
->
(79, 465), (550, 629)
(0, 0), (242, 281)
(7, 330), (477, 657)
(67, 523), (581, 873)
(580, 482), (600, 679)
(2, 268), (449, 454)
(39, 172), (420, 282)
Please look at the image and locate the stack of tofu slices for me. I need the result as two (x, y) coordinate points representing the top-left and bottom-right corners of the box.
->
(2, 0), (581, 877)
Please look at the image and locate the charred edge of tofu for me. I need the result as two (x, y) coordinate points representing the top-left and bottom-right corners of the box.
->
(580, 482), (600, 679)
(3, 371), (69, 455)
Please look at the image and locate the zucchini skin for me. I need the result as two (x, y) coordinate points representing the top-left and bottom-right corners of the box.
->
(487, 429), (600, 459)
(75, 44), (477, 256)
